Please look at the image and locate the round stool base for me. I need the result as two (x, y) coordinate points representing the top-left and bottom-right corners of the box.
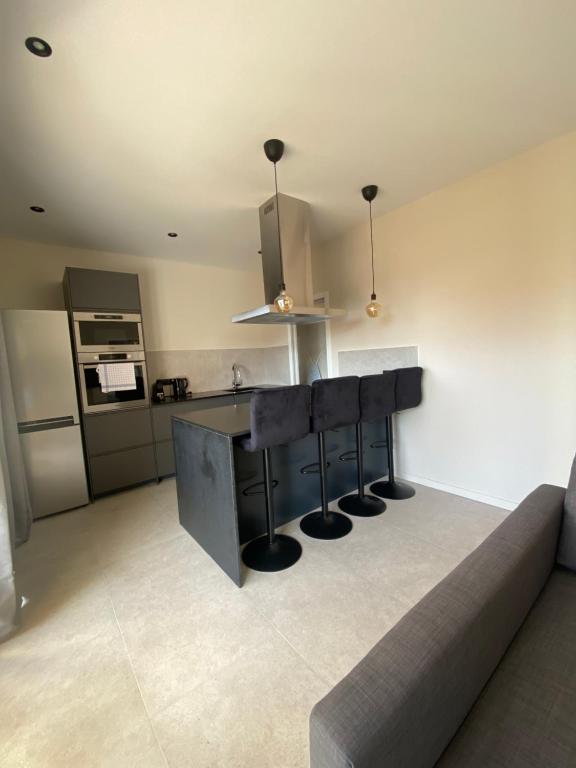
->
(338, 494), (385, 517)
(242, 534), (302, 572)
(370, 479), (416, 500)
(300, 510), (353, 540)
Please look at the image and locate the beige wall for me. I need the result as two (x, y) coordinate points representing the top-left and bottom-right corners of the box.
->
(0, 238), (287, 351)
(314, 131), (576, 506)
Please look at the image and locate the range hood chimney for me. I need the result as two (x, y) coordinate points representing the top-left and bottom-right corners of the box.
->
(232, 193), (345, 325)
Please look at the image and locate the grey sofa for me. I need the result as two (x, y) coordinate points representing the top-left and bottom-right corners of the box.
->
(310, 459), (576, 767)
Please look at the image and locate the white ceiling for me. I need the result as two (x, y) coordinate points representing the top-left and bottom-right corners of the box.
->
(2, 1), (576, 270)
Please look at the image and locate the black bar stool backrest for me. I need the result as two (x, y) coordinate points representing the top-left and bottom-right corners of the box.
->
(242, 385), (311, 452)
(359, 372), (396, 422)
(310, 376), (360, 434)
(395, 366), (423, 411)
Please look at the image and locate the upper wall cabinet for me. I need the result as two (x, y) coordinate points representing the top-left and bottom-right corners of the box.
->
(63, 267), (141, 312)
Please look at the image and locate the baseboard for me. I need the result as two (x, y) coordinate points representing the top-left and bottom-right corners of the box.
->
(397, 472), (518, 511)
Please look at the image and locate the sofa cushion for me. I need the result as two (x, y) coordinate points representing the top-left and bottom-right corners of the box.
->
(557, 453), (576, 571)
(436, 567), (576, 767)
(309, 484), (565, 768)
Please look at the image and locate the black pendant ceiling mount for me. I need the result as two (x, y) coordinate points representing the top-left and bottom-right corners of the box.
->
(263, 139), (284, 164)
(25, 37), (52, 57)
(362, 184), (382, 318)
(362, 184), (378, 203)
(263, 138), (293, 314)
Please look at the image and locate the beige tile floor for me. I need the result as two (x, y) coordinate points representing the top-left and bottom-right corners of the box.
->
(1, 478), (509, 767)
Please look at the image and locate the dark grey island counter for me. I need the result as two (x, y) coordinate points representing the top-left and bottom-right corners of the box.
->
(173, 403), (389, 585)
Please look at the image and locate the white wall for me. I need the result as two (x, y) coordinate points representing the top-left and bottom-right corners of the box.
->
(0, 238), (286, 352)
(314, 131), (576, 507)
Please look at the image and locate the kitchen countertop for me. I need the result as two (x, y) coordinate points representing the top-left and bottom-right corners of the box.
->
(151, 384), (277, 407)
(173, 403), (251, 437)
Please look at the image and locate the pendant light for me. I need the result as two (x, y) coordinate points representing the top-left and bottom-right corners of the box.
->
(362, 184), (382, 318)
(264, 138), (294, 313)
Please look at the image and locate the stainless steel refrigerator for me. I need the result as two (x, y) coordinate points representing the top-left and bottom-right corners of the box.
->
(2, 310), (89, 518)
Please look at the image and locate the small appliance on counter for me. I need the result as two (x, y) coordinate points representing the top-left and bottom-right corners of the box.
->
(153, 377), (190, 402)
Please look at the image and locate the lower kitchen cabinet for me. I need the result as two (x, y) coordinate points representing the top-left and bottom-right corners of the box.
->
(84, 408), (153, 455)
(89, 444), (157, 495)
(83, 406), (157, 496)
(155, 439), (175, 477)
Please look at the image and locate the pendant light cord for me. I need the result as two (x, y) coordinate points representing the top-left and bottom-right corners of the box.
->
(274, 162), (285, 289)
(369, 200), (375, 296)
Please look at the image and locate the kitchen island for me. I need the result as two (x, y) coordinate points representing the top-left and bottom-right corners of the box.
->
(173, 403), (389, 586)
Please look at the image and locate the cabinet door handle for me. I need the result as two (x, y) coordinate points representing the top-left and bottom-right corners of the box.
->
(242, 480), (279, 496)
(370, 441), (387, 449)
(338, 450), (357, 462)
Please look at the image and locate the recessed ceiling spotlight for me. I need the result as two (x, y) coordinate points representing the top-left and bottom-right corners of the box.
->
(30, 206), (45, 213)
(25, 37), (52, 57)
(167, 232), (178, 237)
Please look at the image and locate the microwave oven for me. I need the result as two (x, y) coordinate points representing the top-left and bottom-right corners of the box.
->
(77, 352), (149, 413)
(73, 311), (144, 353)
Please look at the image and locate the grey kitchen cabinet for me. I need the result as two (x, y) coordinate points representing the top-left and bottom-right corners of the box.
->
(90, 445), (157, 496)
(155, 440), (175, 478)
(84, 408), (154, 456)
(153, 394), (252, 477)
(84, 407), (157, 495)
(63, 267), (141, 312)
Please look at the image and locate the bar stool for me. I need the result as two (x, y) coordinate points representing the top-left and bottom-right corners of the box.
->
(371, 366), (423, 500)
(241, 385), (310, 572)
(338, 373), (395, 517)
(300, 377), (356, 540)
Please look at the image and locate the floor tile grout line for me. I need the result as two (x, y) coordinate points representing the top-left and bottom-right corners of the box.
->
(244, 595), (336, 690)
(133, 589), (333, 723)
(107, 590), (171, 768)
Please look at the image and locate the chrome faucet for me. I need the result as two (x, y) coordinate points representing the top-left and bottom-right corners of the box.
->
(232, 363), (243, 389)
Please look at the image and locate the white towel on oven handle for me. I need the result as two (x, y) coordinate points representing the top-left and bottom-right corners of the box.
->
(96, 363), (137, 392)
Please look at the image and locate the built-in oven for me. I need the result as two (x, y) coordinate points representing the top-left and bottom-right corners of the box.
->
(77, 352), (149, 413)
(73, 312), (144, 353)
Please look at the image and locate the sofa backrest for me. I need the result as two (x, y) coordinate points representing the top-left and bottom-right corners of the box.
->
(557, 453), (576, 571)
(310, 484), (566, 768)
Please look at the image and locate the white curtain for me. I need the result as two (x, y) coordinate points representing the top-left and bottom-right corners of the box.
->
(0, 317), (32, 642)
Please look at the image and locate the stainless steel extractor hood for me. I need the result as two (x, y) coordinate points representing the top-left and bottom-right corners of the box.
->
(232, 193), (345, 325)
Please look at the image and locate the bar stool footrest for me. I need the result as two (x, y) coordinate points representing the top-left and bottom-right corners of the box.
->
(241, 534), (302, 572)
(300, 510), (353, 540)
(338, 494), (385, 517)
(370, 479), (416, 500)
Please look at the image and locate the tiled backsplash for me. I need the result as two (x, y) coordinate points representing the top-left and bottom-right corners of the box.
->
(338, 345), (418, 376)
(147, 345), (291, 393)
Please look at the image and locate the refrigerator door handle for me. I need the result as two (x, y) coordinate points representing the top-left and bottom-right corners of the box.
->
(18, 416), (77, 434)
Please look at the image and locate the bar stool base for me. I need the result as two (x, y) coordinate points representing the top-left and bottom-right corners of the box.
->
(370, 479), (416, 500)
(300, 510), (353, 540)
(242, 534), (302, 572)
(338, 494), (385, 517)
